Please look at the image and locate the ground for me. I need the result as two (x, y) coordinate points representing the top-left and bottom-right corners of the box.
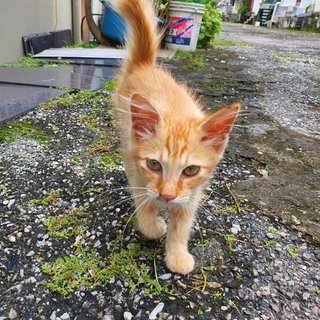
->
(0, 23), (319, 320)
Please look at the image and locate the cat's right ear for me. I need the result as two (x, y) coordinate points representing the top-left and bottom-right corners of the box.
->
(130, 94), (160, 140)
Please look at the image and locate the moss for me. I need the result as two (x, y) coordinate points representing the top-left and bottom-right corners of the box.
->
(103, 78), (118, 92)
(175, 50), (204, 70)
(0, 185), (8, 196)
(41, 249), (112, 296)
(66, 41), (100, 49)
(287, 246), (301, 258)
(100, 154), (121, 170)
(42, 207), (87, 239)
(0, 56), (67, 68)
(210, 39), (253, 47)
(41, 243), (166, 296)
(30, 190), (60, 206)
(0, 120), (50, 144)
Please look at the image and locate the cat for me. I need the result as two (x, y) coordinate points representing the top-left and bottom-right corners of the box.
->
(113, 0), (240, 274)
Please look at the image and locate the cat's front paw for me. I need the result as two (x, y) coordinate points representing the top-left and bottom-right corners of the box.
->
(165, 251), (194, 274)
(139, 217), (167, 240)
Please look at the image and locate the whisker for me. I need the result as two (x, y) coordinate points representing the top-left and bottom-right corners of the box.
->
(122, 196), (151, 236)
(106, 193), (146, 210)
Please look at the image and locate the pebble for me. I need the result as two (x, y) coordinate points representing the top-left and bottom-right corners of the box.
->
(149, 302), (164, 320)
(8, 309), (17, 319)
(60, 313), (70, 320)
(158, 273), (172, 280)
(123, 311), (133, 320)
(302, 292), (310, 300)
(230, 223), (241, 235)
(7, 199), (15, 209)
(8, 235), (16, 243)
(50, 311), (56, 320)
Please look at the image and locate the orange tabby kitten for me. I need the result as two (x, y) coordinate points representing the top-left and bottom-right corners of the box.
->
(113, 0), (239, 274)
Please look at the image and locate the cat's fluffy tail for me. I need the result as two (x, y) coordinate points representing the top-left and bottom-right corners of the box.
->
(113, 0), (161, 72)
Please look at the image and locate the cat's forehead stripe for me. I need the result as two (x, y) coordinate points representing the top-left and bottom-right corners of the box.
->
(165, 131), (189, 159)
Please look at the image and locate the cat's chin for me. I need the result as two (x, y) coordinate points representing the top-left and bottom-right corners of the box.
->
(157, 197), (189, 208)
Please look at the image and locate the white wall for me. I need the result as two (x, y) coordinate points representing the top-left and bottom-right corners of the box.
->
(0, 0), (72, 64)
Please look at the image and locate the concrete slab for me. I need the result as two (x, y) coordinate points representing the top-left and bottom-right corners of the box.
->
(0, 84), (67, 124)
(0, 66), (105, 90)
(33, 47), (176, 59)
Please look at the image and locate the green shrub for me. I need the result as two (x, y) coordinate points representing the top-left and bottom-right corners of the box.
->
(197, 1), (222, 48)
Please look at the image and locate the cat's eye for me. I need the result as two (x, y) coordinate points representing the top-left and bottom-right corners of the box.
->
(183, 165), (200, 177)
(147, 159), (162, 172)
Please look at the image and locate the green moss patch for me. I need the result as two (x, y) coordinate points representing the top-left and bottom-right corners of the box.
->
(175, 51), (204, 70)
(30, 190), (60, 206)
(41, 243), (166, 296)
(42, 206), (87, 239)
(0, 120), (50, 144)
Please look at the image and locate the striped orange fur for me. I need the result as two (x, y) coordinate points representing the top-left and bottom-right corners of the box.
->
(113, 0), (240, 274)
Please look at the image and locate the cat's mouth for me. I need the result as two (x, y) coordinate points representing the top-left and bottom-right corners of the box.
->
(157, 195), (189, 206)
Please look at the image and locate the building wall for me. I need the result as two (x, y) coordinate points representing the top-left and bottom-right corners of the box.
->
(0, 0), (72, 64)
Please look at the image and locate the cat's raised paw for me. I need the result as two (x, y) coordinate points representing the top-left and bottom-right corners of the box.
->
(165, 251), (194, 274)
(139, 217), (167, 240)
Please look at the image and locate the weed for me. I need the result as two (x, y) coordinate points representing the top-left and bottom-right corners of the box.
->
(51, 125), (60, 134)
(100, 154), (121, 170)
(211, 39), (253, 47)
(315, 288), (320, 295)
(287, 246), (301, 258)
(70, 156), (81, 165)
(0, 121), (50, 144)
(267, 226), (278, 234)
(80, 187), (103, 195)
(228, 299), (236, 308)
(42, 242), (166, 296)
(89, 140), (111, 154)
(41, 249), (112, 296)
(214, 205), (238, 214)
(109, 243), (164, 295)
(0, 185), (8, 196)
(80, 113), (101, 133)
(66, 41), (100, 49)
(194, 239), (210, 248)
(264, 240), (277, 247)
(103, 79), (117, 92)
(0, 56), (67, 68)
(42, 207), (87, 239)
(197, 309), (204, 315)
(30, 190), (60, 206)
(224, 234), (238, 253)
(212, 290), (223, 299)
(54, 89), (97, 108)
(175, 50), (204, 70)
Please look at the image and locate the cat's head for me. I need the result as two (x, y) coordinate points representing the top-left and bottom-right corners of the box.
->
(129, 94), (240, 206)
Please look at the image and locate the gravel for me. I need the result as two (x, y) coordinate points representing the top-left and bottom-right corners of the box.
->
(1, 23), (320, 320)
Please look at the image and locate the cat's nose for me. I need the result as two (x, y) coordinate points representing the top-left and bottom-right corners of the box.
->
(160, 194), (176, 202)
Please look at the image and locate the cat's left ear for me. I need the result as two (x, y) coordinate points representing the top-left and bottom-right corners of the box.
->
(130, 93), (160, 140)
(201, 103), (240, 151)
